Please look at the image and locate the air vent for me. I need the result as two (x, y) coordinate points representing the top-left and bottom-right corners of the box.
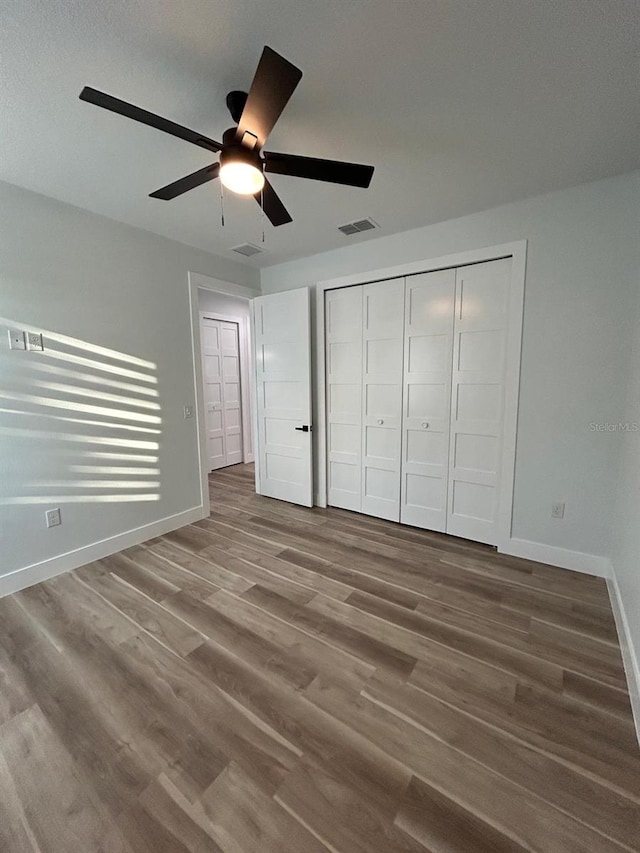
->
(338, 217), (378, 236)
(231, 242), (264, 257)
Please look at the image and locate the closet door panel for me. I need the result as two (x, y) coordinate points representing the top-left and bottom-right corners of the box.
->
(400, 270), (455, 530)
(447, 258), (511, 545)
(361, 279), (405, 521)
(327, 286), (363, 511)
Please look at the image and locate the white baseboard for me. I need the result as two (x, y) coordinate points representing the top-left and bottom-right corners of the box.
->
(607, 571), (640, 746)
(501, 538), (610, 577)
(0, 505), (208, 599)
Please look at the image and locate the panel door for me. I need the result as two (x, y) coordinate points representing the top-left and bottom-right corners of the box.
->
(253, 288), (313, 507)
(447, 258), (512, 544)
(200, 318), (226, 470)
(326, 286), (363, 511)
(220, 321), (243, 466)
(400, 269), (455, 530)
(361, 278), (405, 521)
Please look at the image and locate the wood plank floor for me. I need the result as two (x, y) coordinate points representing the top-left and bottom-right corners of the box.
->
(1, 463), (639, 852)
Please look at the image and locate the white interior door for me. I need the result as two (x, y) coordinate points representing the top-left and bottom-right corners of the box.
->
(220, 321), (243, 466)
(447, 258), (512, 544)
(361, 278), (405, 521)
(201, 318), (226, 470)
(401, 270), (455, 530)
(201, 317), (243, 470)
(326, 286), (363, 511)
(254, 288), (313, 507)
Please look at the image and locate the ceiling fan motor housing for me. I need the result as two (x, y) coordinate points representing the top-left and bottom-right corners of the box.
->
(226, 90), (248, 124)
(220, 129), (263, 170)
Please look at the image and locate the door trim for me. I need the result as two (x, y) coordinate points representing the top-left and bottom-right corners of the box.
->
(315, 240), (527, 551)
(188, 272), (257, 513)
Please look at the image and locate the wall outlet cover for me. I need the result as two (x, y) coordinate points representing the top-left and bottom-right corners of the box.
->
(26, 332), (44, 351)
(551, 502), (565, 519)
(45, 508), (62, 528)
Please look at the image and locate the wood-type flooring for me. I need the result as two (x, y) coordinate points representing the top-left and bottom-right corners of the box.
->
(1, 463), (639, 852)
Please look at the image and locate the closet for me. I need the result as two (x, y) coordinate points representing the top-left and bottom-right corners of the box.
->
(326, 257), (512, 546)
(200, 317), (243, 470)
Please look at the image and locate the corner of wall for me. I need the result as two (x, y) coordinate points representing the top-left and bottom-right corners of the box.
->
(607, 566), (640, 746)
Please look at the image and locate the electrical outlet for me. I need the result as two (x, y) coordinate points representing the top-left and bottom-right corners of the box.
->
(45, 508), (62, 528)
(26, 332), (44, 351)
(8, 329), (26, 350)
(183, 405), (194, 419)
(551, 502), (565, 519)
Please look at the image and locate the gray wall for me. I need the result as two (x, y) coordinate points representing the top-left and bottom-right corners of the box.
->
(261, 172), (640, 562)
(0, 180), (259, 582)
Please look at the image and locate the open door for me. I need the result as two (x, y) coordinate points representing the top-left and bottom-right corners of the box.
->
(253, 288), (313, 507)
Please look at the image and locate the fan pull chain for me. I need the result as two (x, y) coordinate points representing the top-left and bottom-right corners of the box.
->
(261, 164), (265, 243)
(220, 181), (225, 227)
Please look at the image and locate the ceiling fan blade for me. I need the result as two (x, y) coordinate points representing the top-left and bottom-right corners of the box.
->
(254, 177), (293, 226)
(149, 163), (220, 200)
(264, 151), (374, 188)
(79, 86), (222, 154)
(237, 47), (302, 149)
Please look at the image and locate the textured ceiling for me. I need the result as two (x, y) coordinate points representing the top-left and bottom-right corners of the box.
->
(2, 0), (638, 267)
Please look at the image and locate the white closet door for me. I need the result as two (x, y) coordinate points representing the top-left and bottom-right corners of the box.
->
(361, 278), (405, 521)
(220, 322), (243, 466)
(326, 286), (363, 511)
(254, 288), (313, 507)
(201, 318), (226, 470)
(447, 258), (512, 544)
(400, 270), (455, 530)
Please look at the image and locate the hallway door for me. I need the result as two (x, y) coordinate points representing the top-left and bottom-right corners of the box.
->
(201, 317), (243, 470)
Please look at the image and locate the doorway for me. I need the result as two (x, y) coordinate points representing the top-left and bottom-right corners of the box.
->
(188, 272), (257, 512)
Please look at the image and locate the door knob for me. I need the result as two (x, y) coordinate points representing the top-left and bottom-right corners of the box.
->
(295, 425), (311, 432)
(422, 422), (429, 429)
(377, 418), (384, 425)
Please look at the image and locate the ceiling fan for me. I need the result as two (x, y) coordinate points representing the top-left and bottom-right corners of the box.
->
(79, 46), (374, 226)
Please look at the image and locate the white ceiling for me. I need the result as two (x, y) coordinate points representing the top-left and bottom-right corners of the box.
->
(2, 1), (638, 268)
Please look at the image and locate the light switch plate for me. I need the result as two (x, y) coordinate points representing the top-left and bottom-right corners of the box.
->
(8, 329), (26, 350)
(26, 332), (44, 351)
(183, 405), (194, 419)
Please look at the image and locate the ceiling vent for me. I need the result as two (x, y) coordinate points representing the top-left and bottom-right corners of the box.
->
(231, 242), (264, 257)
(338, 217), (378, 236)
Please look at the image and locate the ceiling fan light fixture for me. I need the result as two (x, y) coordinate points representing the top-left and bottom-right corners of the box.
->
(220, 161), (265, 195)
(219, 144), (264, 195)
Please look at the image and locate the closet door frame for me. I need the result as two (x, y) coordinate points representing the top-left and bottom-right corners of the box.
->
(316, 240), (526, 550)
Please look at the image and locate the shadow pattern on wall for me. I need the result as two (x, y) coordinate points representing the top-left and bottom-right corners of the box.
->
(0, 320), (161, 506)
